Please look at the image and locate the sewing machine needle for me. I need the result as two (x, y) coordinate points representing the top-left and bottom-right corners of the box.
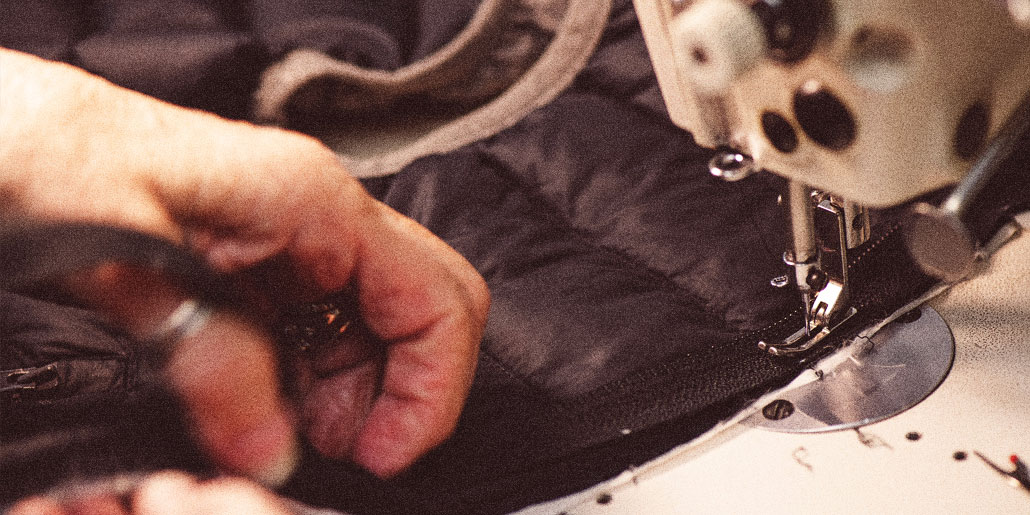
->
(802, 292), (812, 337)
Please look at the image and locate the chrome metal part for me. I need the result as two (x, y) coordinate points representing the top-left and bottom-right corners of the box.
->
(788, 182), (818, 266)
(708, 150), (758, 181)
(746, 304), (955, 432)
(810, 279), (845, 326)
(906, 91), (1030, 282)
(758, 306), (856, 356)
(815, 197), (852, 297)
(787, 181), (818, 335)
(841, 201), (870, 249)
(770, 186), (862, 354)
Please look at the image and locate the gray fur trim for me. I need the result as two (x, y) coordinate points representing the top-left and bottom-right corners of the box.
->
(252, 0), (612, 178)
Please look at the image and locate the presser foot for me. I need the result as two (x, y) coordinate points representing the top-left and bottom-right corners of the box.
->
(759, 273), (853, 357)
(758, 307), (856, 357)
(745, 304), (955, 433)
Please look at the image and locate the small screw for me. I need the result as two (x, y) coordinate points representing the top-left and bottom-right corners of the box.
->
(906, 432), (922, 441)
(896, 309), (923, 324)
(806, 268), (829, 290)
(708, 151), (757, 182)
(762, 399), (796, 421)
(770, 275), (790, 288)
(954, 451), (968, 461)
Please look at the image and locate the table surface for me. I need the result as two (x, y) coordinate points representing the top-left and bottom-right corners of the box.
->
(519, 216), (1030, 514)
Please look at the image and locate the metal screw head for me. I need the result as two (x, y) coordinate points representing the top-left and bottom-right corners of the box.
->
(708, 151), (758, 181)
(805, 268), (829, 290)
(770, 275), (790, 288)
(763, 399), (796, 420)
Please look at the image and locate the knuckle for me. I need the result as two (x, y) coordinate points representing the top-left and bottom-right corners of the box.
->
(455, 269), (490, 329)
(468, 273), (491, 314)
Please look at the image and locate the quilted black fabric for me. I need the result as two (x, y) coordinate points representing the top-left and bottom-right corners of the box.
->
(278, 5), (944, 512)
(282, 3), (808, 513)
(0, 1), (950, 514)
(0, 0), (479, 118)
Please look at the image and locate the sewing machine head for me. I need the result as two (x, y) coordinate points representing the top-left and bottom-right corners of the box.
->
(635, 0), (1030, 330)
(632, 0), (1030, 207)
(632, 0), (1030, 430)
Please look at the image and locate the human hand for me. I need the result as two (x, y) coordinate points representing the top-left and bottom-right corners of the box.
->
(7, 471), (292, 515)
(0, 49), (489, 481)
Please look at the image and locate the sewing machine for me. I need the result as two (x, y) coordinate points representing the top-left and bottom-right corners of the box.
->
(520, 1), (1030, 512)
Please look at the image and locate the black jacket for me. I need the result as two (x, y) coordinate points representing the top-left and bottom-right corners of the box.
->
(1, 1), (944, 513)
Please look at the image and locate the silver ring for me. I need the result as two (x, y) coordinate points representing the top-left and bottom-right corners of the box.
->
(148, 299), (214, 360)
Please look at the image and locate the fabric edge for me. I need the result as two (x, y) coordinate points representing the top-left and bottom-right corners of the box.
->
(343, 0), (613, 178)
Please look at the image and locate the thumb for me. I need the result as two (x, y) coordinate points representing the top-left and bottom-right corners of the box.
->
(72, 265), (300, 487)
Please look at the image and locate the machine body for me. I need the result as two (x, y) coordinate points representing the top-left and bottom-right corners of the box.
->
(632, 0), (1030, 426)
(633, 0), (1030, 206)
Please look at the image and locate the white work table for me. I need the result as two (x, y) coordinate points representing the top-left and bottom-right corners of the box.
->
(521, 216), (1030, 514)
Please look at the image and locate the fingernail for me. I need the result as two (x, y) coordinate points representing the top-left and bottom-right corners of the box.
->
(251, 436), (300, 488)
(230, 415), (301, 488)
(353, 435), (409, 479)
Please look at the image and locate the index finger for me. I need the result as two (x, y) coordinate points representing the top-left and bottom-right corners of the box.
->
(294, 199), (489, 478)
(71, 266), (299, 487)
